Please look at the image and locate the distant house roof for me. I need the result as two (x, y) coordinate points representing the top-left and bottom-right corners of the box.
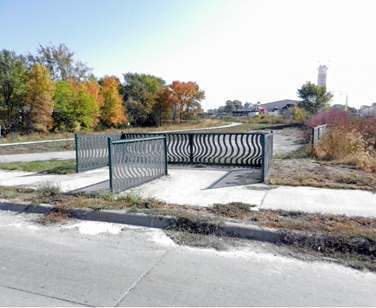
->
(259, 99), (300, 111)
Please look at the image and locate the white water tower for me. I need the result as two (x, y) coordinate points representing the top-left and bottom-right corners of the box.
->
(317, 65), (328, 88)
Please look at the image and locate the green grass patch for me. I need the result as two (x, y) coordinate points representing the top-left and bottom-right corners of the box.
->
(0, 160), (75, 174)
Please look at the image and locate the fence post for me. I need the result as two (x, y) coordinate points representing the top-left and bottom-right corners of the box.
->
(261, 133), (266, 181)
(107, 137), (114, 193)
(189, 134), (194, 164)
(75, 134), (80, 173)
(163, 135), (168, 175)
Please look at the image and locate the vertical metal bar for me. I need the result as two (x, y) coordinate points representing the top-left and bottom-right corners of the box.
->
(75, 133), (80, 173)
(189, 134), (194, 164)
(163, 135), (168, 175)
(107, 137), (114, 193)
(261, 133), (266, 182)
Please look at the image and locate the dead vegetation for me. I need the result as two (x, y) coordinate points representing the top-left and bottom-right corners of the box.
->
(270, 158), (376, 191)
(37, 207), (72, 225)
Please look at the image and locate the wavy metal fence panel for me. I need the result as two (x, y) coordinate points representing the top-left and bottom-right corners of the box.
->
(76, 131), (273, 182)
(108, 136), (167, 194)
(312, 124), (327, 146)
(75, 134), (121, 172)
(119, 132), (265, 167)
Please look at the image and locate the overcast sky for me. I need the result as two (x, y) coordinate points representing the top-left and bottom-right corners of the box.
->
(1, 0), (375, 109)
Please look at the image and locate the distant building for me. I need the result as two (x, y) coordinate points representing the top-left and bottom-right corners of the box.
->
(317, 65), (328, 88)
(359, 103), (376, 117)
(259, 99), (299, 113)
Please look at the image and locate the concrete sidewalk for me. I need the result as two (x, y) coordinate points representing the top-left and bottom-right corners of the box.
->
(1, 211), (375, 306)
(0, 168), (374, 218)
(128, 168), (376, 217)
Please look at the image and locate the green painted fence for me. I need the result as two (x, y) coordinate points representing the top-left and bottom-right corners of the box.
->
(108, 136), (167, 194)
(75, 131), (274, 183)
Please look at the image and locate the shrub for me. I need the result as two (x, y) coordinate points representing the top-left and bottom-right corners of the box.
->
(314, 127), (376, 173)
(306, 109), (351, 128)
(292, 107), (308, 123)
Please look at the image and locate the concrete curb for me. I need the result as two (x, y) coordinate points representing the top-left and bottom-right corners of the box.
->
(0, 200), (283, 243)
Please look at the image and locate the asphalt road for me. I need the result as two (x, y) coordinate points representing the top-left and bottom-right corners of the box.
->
(1, 211), (376, 306)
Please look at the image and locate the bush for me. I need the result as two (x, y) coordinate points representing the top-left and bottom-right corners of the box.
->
(306, 109), (351, 128)
(314, 127), (376, 173)
(248, 114), (285, 124)
(292, 107), (308, 123)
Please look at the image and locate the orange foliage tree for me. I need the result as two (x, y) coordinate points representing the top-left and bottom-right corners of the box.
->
(169, 81), (205, 122)
(100, 76), (127, 127)
(82, 79), (104, 127)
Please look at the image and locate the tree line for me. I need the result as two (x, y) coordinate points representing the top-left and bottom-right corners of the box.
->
(0, 44), (205, 134)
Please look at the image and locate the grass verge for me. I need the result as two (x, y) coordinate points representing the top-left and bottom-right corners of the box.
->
(0, 160), (76, 174)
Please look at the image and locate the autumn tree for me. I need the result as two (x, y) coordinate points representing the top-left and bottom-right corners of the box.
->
(0, 50), (28, 130)
(100, 76), (127, 127)
(82, 79), (103, 127)
(297, 82), (333, 114)
(169, 81), (205, 122)
(25, 64), (54, 132)
(53, 80), (100, 131)
(153, 86), (176, 126)
(123, 73), (165, 126)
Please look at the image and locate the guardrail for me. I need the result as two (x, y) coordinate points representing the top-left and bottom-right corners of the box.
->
(108, 136), (167, 194)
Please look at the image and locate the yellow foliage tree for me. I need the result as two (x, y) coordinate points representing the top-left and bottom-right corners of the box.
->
(82, 79), (103, 127)
(25, 64), (54, 132)
(100, 76), (127, 127)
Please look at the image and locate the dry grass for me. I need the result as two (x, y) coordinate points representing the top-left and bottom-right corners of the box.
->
(38, 208), (72, 225)
(270, 159), (376, 191)
(314, 128), (376, 173)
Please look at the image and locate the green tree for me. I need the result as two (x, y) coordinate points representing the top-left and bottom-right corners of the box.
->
(25, 64), (54, 132)
(297, 82), (333, 114)
(0, 50), (28, 130)
(123, 73), (165, 126)
(224, 100), (242, 113)
(28, 44), (92, 81)
(53, 80), (99, 131)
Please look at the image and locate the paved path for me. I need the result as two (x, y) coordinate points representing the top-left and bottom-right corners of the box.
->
(0, 168), (375, 217)
(271, 128), (304, 156)
(128, 168), (376, 217)
(0, 151), (75, 163)
(0, 211), (375, 306)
